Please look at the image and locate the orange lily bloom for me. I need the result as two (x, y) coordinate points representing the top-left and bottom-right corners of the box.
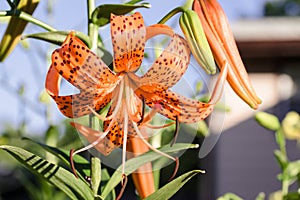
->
(45, 12), (227, 198)
(193, 0), (262, 109)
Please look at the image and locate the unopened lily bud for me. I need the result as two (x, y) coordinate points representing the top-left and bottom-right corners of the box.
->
(193, 0), (262, 109)
(255, 112), (280, 131)
(282, 111), (300, 141)
(179, 9), (216, 74)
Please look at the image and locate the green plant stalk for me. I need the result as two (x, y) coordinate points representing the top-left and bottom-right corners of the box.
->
(282, 178), (289, 196)
(157, 0), (194, 24)
(0, 10), (56, 31)
(297, 173), (300, 188)
(6, 0), (16, 8)
(275, 129), (287, 163)
(157, 7), (184, 24)
(87, 0), (98, 51)
(275, 129), (289, 196)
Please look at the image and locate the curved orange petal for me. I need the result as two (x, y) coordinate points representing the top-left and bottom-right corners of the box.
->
(146, 24), (174, 39)
(51, 32), (119, 90)
(129, 33), (190, 92)
(111, 12), (146, 73)
(45, 32), (122, 118)
(135, 88), (213, 123)
(50, 92), (112, 118)
(134, 62), (228, 123)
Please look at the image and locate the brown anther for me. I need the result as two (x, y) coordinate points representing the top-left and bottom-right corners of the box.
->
(167, 157), (179, 182)
(69, 149), (79, 178)
(170, 116), (179, 147)
(116, 174), (128, 200)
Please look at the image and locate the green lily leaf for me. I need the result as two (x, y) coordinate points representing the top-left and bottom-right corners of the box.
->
(22, 138), (90, 178)
(0, 145), (95, 200)
(217, 193), (243, 200)
(0, 0), (40, 62)
(126, 0), (145, 4)
(144, 170), (203, 200)
(285, 160), (300, 182)
(255, 192), (266, 200)
(100, 168), (116, 200)
(22, 31), (91, 47)
(91, 3), (151, 27)
(284, 192), (300, 200)
(275, 129), (286, 157)
(274, 149), (288, 171)
(101, 143), (199, 198)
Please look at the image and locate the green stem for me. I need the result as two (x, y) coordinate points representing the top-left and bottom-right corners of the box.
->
(158, 7), (184, 24)
(0, 10), (57, 31)
(6, 0), (16, 9)
(276, 129), (287, 160)
(275, 129), (289, 196)
(282, 179), (289, 196)
(87, 0), (98, 51)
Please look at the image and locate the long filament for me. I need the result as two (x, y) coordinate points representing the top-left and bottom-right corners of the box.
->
(122, 101), (129, 176)
(73, 119), (116, 155)
(88, 79), (125, 121)
(144, 121), (175, 129)
(132, 121), (176, 161)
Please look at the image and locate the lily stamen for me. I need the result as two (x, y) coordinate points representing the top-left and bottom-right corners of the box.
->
(170, 116), (180, 147)
(132, 121), (177, 162)
(121, 102), (129, 178)
(137, 96), (145, 124)
(116, 174), (128, 200)
(88, 80), (124, 122)
(138, 104), (163, 125)
(144, 121), (175, 129)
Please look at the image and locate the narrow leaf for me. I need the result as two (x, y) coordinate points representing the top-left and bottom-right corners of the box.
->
(274, 149), (288, 170)
(91, 3), (151, 26)
(285, 160), (300, 181)
(22, 138), (91, 178)
(126, 0), (144, 4)
(275, 129), (287, 157)
(217, 193), (243, 200)
(283, 192), (300, 200)
(0, 145), (95, 200)
(0, 0), (40, 61)
(255, 192), (265, 200)
(22, 31), (91, 47)
(144, 170), (203, 200)
(100, 168), (116, 200)
(101, 143), (199, 198)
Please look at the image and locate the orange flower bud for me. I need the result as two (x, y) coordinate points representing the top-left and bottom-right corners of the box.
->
(193, 0), (262, 109)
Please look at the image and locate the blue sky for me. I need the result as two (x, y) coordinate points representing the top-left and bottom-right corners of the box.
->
(0, 0), (269, 134)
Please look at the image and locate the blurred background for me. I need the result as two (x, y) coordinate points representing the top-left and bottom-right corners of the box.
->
(0, 0), (299, 199)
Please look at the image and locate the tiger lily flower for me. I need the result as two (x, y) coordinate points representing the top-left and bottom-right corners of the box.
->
(45, 12), (227, 198)
(193, 0), (262, 109)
